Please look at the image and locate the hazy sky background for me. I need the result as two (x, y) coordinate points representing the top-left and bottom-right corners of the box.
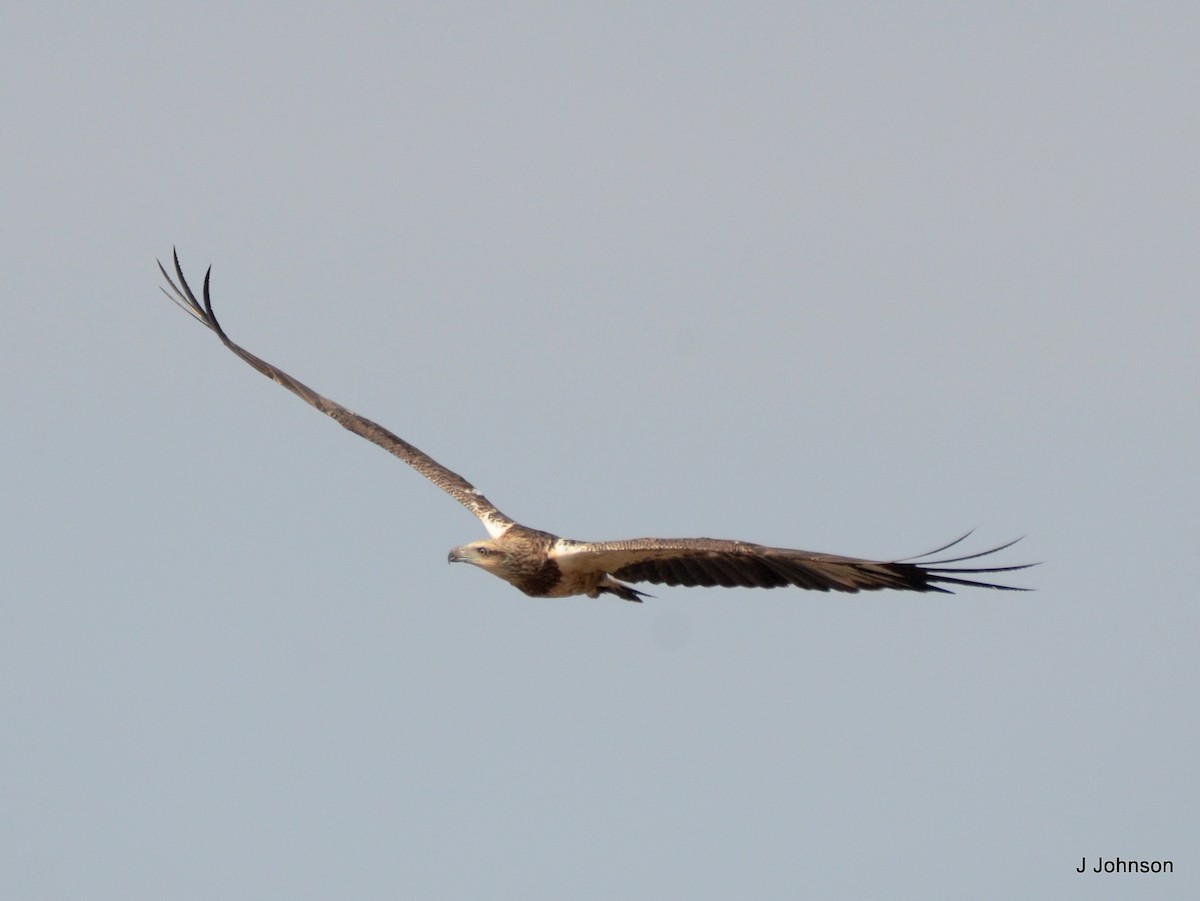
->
(3, 4), (1197, 898)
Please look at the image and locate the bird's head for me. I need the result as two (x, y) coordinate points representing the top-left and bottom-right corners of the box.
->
(447, 539), (514, 577)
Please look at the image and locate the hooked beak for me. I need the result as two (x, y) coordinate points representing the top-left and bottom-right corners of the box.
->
(447, 547), (464, 564)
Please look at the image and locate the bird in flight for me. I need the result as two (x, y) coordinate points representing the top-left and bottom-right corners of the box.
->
(159, 250), (1032, 602)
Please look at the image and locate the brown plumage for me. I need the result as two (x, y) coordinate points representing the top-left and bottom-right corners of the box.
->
(160, 250), (1034, 603)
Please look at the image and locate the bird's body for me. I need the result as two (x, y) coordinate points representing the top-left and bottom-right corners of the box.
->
(159, 251), (1032, 602)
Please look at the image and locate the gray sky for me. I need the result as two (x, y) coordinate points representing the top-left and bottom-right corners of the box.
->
(3, 4), (1196, 898)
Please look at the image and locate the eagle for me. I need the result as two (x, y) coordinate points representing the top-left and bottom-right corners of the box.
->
(159, 251), (1032, 602)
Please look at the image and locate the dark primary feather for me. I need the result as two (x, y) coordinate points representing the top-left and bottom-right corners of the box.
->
(158, 250), (514, 535)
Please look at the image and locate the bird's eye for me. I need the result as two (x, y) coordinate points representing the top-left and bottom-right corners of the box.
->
(476, 547), (491, 555)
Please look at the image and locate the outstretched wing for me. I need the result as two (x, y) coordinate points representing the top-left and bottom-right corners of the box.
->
(552, 533), (1033, 593)
(159, 249), (515, 538)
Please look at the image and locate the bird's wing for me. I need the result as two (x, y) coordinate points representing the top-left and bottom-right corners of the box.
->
(552, 533), (1033, 593)
(159, 250), (515, 538)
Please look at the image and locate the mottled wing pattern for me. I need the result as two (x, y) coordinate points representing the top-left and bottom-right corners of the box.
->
(159, 250), (515, 538)
(553, 534), (1032, 593)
